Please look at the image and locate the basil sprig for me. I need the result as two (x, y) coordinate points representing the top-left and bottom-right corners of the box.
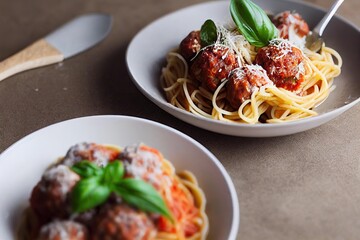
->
(230, 0), (278, 47)
(71, 177), (111, 213)
(200, 19), (218, 47)
(71, 160), (173, 222)
(115, 179), (172, 221)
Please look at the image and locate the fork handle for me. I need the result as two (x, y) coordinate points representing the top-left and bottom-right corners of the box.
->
(314, 0), (344, 36)
(0, 39), (64, 82)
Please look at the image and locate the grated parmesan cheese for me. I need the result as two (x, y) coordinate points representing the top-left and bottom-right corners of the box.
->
(120, 145), (164, 189)
(268, 38), (294, 59)
(288, 25), (306, 49)
(39, 220), (85, 239)
(41, 165), (79, 200)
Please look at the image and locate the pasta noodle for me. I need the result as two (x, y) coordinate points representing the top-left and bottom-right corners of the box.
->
(140, 145), (209, 240)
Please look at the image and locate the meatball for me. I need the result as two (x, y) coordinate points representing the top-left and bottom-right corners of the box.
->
(226, 65), (272, 109)
(30, 165), (80, 222)
(190, 45), (239, 92)
(38, 220), (88, 240)
(91, 204), (157, 240)
(273, 11), (309, 39)
(255, 40), (305, 91)
(118, 144), (164, 190)
(72, 208), (99, 228)
(179, 30), (201, 62)
(61, 142), (120, 167)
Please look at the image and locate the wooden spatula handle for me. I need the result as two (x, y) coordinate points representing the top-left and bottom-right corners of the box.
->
(0, 39), (64, 82)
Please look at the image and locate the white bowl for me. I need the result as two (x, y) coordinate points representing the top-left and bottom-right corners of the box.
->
(0, 115), (239, 240)
(126, 0), (360, 137)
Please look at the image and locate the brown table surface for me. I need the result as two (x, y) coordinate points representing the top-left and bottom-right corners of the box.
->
(0, 0), (359, 239)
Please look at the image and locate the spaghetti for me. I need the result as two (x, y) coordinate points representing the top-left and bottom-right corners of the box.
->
(161, 12), (342, 124)
(19, 143), (208, 240)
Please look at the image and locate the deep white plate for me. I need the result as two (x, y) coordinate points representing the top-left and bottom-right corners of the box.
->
(0, 115), (239, 240)
(126, 0), (360, 137)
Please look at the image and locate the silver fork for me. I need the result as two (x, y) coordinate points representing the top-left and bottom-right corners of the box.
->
(305, 0), (344, 52)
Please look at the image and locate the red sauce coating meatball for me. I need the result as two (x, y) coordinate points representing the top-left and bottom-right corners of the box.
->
(30, 165), (80, 222)
(38, 220), (88, 240)
(273, 11), (309, 39)
(190, 45), (239, 92)
(255, 40), (305, 91)
(61, 142), (120, 167)
(226, 65), (272, 109)
(179, 30), (201, 62)
(91, 204), (157, 240)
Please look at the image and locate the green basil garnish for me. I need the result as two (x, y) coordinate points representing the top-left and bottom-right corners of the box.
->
(200, 19), (218, 47)
(103, 160), (124, 185)
(71, 177), (111, 213)
(71, 160), (103, 178)
(116, 179), (173, 222)
(230, 0), (278, 47)
(70, 160), (173, 222)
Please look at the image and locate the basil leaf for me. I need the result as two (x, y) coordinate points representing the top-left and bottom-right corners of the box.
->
(230, 0), (278, 47)
(71, 177), (111, 213)
(200, 19), (217, 47)
(103, 160), (124, 185)
(115, 179), (173, 222)
(71, 160), (102, 178)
